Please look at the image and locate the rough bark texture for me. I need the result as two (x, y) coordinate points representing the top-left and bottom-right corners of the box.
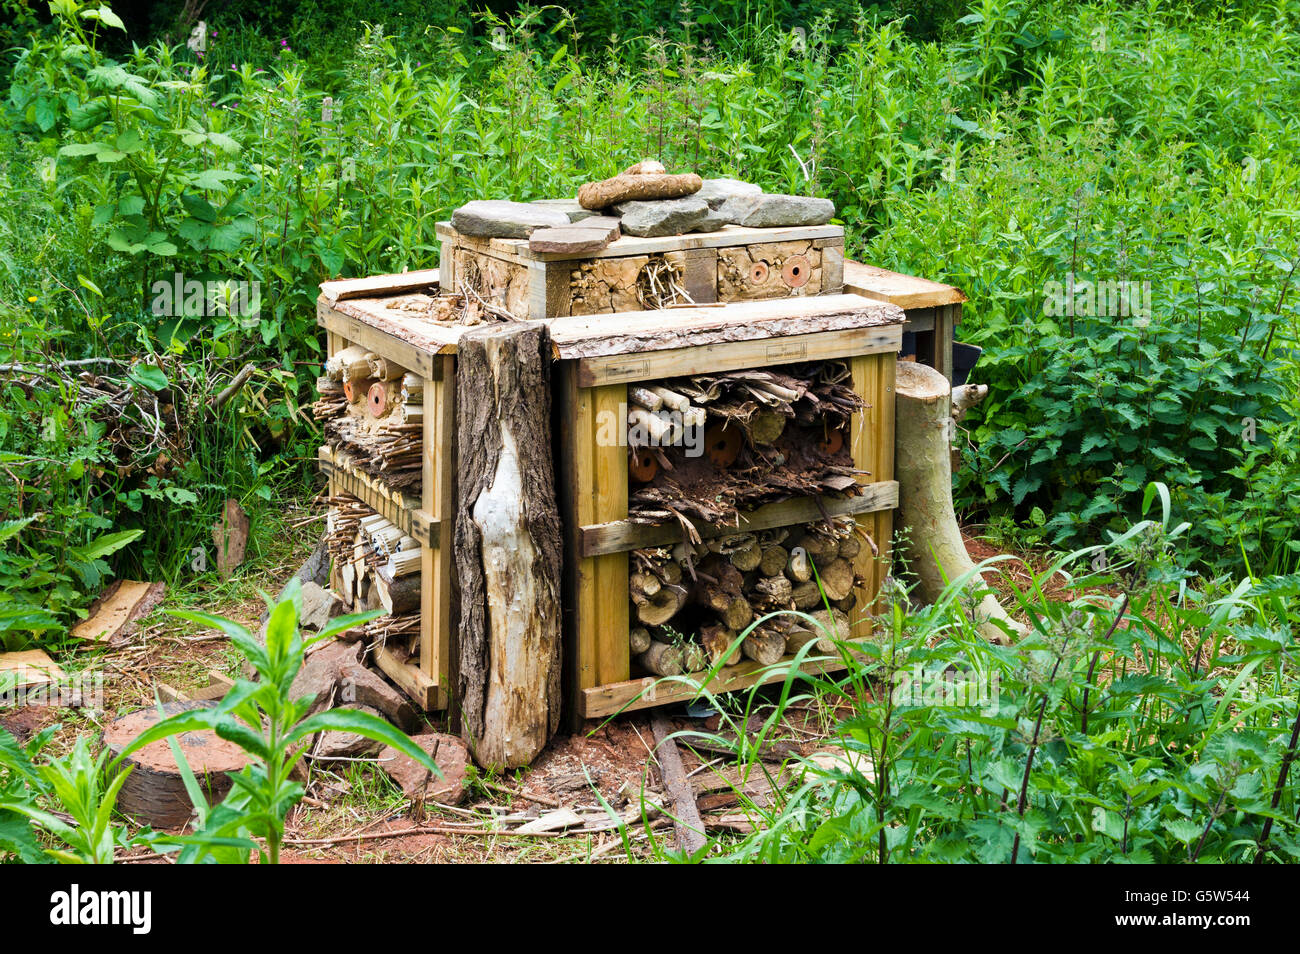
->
(577, 172), (703, 210)
(455, 323), (563, 769)
(895, 362), (1027, 644)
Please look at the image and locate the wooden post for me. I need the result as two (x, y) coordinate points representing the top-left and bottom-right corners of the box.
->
(454, 323), (563, 769)
(894, 362), (1024, 643)
(850, 351), (896, 637)
(418, 355), (455, 714)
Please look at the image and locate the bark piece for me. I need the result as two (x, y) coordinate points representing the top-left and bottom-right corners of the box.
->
(578, 172), (702, 210)
(455, 323), (563, 769)
(212, 498), (250, 579)
(71, 579), (166, 644)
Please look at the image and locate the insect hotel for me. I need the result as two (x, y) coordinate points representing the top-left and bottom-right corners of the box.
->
(312, 163), (996, 768)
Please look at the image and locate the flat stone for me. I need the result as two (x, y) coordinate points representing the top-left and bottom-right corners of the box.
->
(689, 208), (733, 233)
(451, 200), (570, 238)
(313, 704), (386, 759)
(613, 196), (710, 237)
(528, 216), (621, 254)
(377, 732), (470, 806)
(289, 639), (363, 714)
(337, 663), (417, 732)
(695, 178), (762, 209)
(299, 581), (345, 631)
(530, 198), (597, 223)
(715, 193), (835, 228)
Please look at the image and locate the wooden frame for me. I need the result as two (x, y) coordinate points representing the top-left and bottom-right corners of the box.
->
(557, 333), (901, 724)
(317, 269), (907, 722)
(843, 260), (965, 381)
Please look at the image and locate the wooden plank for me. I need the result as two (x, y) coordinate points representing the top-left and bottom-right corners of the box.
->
(319, 269), (440, 305)
(438, 221), (844, 262)
(580, 481), (899, 557)
(933, 303), (960, 381)
(577, 325), (901, 387)
(317, 300), (443, 379)
(0, 649), (65, 689)
(843, 260), (966, 309)
(317, 446), (435, 546)
(420, 355), (457, 714)
(589, 384), (629, 687)
(374, 644), (442, 710)
(550, 294), (903, 360)
(580, 642), (870, 719)
(850, 352), (896, 631)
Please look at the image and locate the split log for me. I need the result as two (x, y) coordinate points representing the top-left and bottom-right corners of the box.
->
(681, 642), (708, 673)
(630, 626), (653, 656)
(325, 345), (370, 382)
(754, 574), (793, 606)
(455, 322), (563, 769)
(784, 624), (834, 656)
(634, 584), (687, 626)
(786, 547), (812, 583)
(699, 625), (742, 667)
(638, 640), (683, 676)
(792, 581), (823, 611)
(895, 362), (1026, 645)
(742, 627), (786, 666)
(759, 545), (789, 577)
(818, 558), (856, 602)
(367, 355), (407, 381)
(373, 568), (420, 615)
(794, 533), (838, 566)
(747, 408), (787, 445)
(343, 376), (376, 404)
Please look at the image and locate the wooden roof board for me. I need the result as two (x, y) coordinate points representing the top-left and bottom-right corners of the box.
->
(843, 260), (966, 309)
(319, 268), (441, 305)
(320, 292), (904, 361)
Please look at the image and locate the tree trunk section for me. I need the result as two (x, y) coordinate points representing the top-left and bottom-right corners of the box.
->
(455, 322), (563, 769)
(894, 362), (1026, 644)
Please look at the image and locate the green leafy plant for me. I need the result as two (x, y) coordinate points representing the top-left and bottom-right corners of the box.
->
(114, 579), (440, 864)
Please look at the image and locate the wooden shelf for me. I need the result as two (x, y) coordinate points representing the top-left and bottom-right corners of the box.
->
(579, 641), (870, 719)
(318, 446), (437, 548)
(579, 481), (899, 558)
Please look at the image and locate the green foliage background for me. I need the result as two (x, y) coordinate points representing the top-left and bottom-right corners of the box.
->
(1, 0), (1298, 640)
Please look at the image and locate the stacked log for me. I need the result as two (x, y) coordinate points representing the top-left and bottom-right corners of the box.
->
(627, 359), (866, 528)
(628, 517), (865, 676)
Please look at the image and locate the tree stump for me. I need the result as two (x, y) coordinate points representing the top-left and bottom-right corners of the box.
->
(455, 322), (563, 769)
(102, 701), (250, 829)
(895, 362), (1026, 644)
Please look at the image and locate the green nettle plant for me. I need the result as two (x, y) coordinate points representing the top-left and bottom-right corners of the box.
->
(114, 579), (441, 864)
(0, 581), (441, 864)
(649, 484), (1300, 864)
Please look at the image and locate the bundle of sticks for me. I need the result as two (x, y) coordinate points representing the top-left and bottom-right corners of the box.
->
(627, 360), (867, 529)
(628, 517), (866, 676)
(325, 494), (422, 616)
(314, 349), (424, 490)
